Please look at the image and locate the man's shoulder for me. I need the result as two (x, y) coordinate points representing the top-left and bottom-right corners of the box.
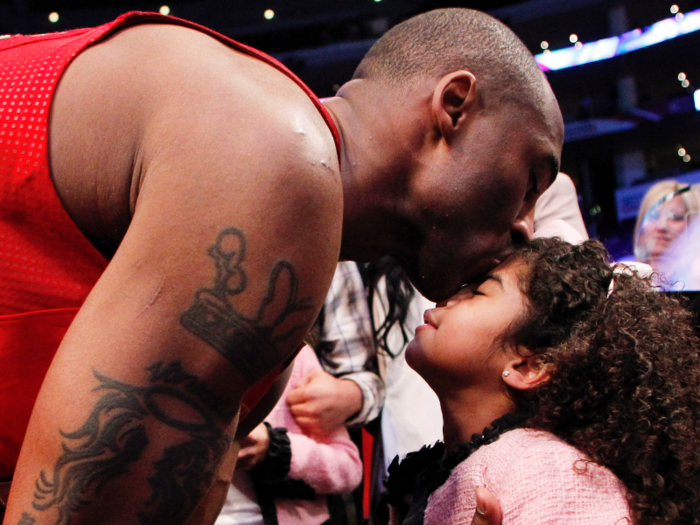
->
(96, 22), (340, 159)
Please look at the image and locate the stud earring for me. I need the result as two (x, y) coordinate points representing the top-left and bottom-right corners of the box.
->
(502, 370), (510, 377)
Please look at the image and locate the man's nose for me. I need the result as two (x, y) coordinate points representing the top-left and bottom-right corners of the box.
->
(511, 215), (534, 245)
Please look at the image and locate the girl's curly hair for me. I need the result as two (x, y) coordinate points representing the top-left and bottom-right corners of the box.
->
(509, 238), (700, 525)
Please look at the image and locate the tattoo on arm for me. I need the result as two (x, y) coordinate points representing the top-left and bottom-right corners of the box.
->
(31, 363), (231, 525)
(18, 512), (36, 524)
(180, 227), (313, 382)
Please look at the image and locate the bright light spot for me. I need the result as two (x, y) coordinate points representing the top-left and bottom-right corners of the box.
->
(671, 4), (679, 14)
(264, 9), (275, 19)
(575, 41), (583, 49)
(540, 41), (549, 49)
(678, 147), (687, 156)
(374, 0), (382, 3)
(682, 79), (690, 88)
(679, 72), (687, 81)
(543, 49), (551, 54)
(159, 5), (170, 15)
(684, 154), (692, 162)
(48, 12), (59, 23)
(569, 34), (578, 43)
(676, 12), (685, 21)
(694, 89), (700, 111)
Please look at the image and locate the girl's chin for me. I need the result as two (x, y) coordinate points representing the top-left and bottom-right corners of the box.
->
(404, 339), (419, 369)
(404, 338), (430, 376)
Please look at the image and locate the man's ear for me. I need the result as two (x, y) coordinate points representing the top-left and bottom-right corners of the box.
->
(502, 353), (551, 391)
(431, 70), (478, 143)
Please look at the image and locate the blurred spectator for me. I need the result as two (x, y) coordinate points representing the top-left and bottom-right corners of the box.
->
(633, 180), (700, 279)
(288, 263), (384, 434)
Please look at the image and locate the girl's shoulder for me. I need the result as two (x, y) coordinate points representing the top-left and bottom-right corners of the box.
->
(459, 428), (621, 485)
(426, 429), (630, 525)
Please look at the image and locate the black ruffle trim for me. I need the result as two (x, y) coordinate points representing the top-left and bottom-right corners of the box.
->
(384, 413), (524, 519)
(250, 423), (292, 485)
(249, 424), (317, 501)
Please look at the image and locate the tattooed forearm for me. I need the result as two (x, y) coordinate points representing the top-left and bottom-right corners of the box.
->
(31, 364), (231, 525)
(181, 227), (313, 382)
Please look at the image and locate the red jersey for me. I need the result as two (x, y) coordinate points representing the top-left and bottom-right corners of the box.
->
(0, 12), (341, 478)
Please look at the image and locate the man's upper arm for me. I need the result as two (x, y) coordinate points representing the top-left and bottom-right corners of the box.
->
(6, 72), (342, 525)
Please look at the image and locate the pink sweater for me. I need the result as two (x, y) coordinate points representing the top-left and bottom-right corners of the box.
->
(424, 429), (631, 525)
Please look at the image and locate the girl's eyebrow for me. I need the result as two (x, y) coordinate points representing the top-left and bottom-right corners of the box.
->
(476, 274), (504, 290)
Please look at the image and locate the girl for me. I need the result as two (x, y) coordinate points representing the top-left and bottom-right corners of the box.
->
(386, 238), (700, 524)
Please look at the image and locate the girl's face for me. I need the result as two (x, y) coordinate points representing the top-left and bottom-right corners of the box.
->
(406, 258), (528, 394)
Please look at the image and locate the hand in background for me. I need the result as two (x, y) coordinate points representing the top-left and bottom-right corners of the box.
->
(237, 423), (270, 471)
(286, 368), (363, 434)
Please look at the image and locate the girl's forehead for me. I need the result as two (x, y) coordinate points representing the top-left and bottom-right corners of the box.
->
(492, 254), (529, 279)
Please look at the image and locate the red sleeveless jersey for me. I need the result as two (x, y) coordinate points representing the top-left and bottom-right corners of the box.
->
(0, 12), (341, 478)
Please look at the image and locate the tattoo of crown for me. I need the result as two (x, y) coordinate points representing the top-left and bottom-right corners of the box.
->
(180, 227), (313, 381)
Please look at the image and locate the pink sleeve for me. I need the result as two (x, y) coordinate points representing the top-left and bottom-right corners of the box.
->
(287, 429), (363, 494)
(275, 346), (363, 494)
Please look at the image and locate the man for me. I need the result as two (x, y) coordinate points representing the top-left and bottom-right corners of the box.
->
(1, 7), (563, 525)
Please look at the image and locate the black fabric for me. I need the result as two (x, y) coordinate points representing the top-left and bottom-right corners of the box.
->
(383, 414), (524, 525)
(250, 424), (292, 485)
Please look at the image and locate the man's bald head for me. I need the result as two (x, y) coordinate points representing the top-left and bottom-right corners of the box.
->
(353, 8), (546, 110)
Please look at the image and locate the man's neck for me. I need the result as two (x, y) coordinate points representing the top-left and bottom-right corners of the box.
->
(323, 80), (429, 262)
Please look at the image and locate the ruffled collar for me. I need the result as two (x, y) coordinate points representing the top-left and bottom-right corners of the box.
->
(384, 413), (524, 521)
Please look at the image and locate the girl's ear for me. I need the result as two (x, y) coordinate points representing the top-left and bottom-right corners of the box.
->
(502, 353), (550, 391)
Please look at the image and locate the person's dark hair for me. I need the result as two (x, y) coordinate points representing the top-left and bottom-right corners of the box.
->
(353, 8), (546, 110)
(509, 238), (700, 524)
(363, 257), (415, 357)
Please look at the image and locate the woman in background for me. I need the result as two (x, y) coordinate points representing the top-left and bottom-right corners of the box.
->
(633, 180), (700, 276)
